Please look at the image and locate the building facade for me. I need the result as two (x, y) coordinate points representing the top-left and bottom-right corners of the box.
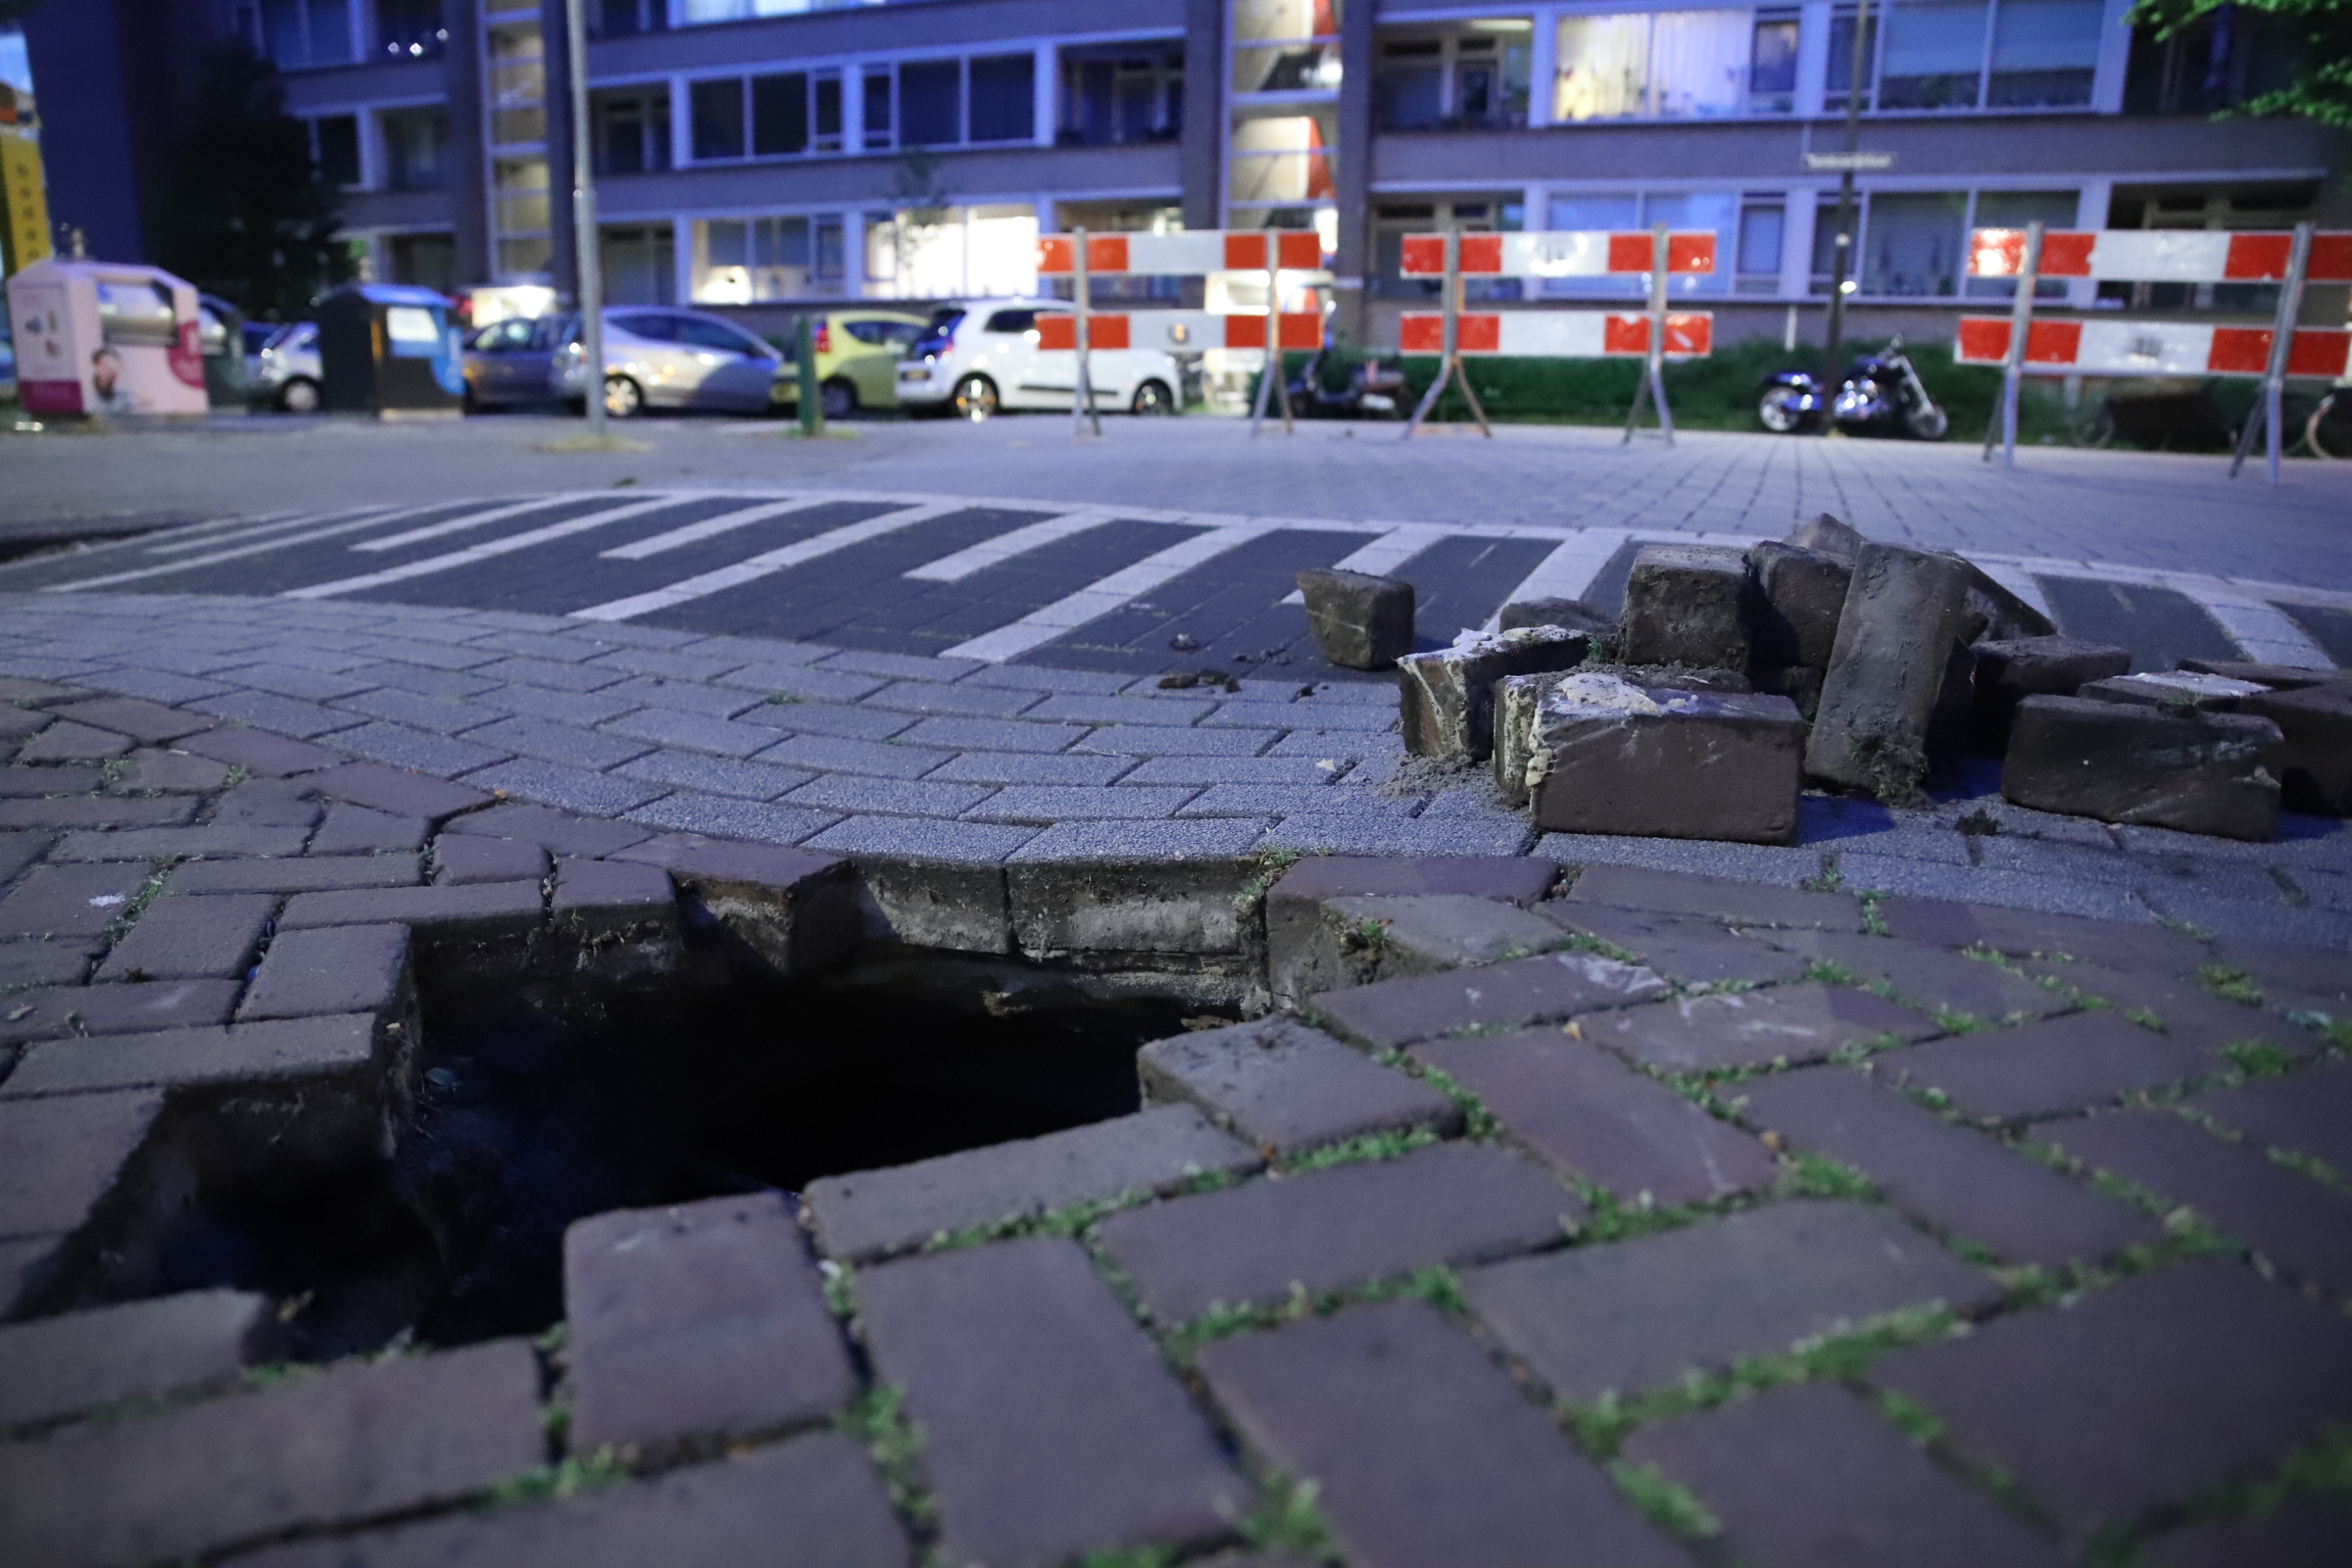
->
(28, 0), (2352, 346)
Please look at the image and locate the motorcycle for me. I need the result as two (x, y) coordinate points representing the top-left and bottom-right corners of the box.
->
(1286, 343), (1407, 419)
(1757, 335), (1950, 440)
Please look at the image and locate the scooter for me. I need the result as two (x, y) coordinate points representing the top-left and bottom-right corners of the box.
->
(1287, 344), (1407, 419)
(1758, 335), (1950, 440)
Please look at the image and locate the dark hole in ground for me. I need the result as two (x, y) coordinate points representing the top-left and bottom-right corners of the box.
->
(145, 954), (1229, 1359)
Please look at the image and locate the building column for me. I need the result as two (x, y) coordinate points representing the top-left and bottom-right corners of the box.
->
(1180, 0), (1223, 230)
(1794, 0), (1833, 117)
(1781, 188), (1819, 304)
(1332, 0), (1375, 343)
(540, 0), (580, 304)
(1527, 9), (1555, 128)
(1034, 43), (1056, 146)
(446, 0), (491, 288)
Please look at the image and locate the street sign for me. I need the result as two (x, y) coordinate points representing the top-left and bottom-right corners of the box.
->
(1803, 151), (1895, 172)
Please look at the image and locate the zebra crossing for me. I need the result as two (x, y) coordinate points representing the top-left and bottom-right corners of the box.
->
(4, 487), (2348, 677)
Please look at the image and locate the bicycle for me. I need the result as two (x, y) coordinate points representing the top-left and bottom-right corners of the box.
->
(2304, 387), (2352, 459)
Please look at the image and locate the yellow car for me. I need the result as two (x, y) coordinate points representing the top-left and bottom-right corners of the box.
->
(770, 309), (931, 418)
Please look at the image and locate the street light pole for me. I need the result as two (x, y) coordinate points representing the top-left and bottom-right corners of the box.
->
(1820, 0), (1870, 418)
(565, 0), (606, 440)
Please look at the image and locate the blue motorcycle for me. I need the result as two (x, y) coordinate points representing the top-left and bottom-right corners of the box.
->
(1758, 335), (1949, 440)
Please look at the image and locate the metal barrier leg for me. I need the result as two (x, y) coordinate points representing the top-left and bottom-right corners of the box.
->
(1403, 227), (1462, 441)
(2232, 221), (2312, 484)
(1072, 225), (1102, 440)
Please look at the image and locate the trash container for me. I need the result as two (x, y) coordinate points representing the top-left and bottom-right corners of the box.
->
(2, 256), (209, 416)
(197, 293), (252, 412)
(317, 283), (464, 417)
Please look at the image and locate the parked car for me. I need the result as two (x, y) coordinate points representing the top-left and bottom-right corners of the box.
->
(197, 294), (252, 411)
(462, 313), (566, 410)
(769, 309), (930, 418)
(251, 321), (321, 413)
(896, 299), (1182, 420)
(550, 307), (783, 417)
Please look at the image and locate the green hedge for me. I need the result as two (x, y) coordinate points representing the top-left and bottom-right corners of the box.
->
(1266, 335), (2073, 445)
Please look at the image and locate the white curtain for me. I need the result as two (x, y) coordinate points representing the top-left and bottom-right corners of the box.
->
(1650, 12), (1750, 116)
(1553, 16), (1650, 121)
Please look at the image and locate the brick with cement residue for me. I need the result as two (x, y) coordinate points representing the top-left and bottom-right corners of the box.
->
(803, 1104), (1260, 1262)
(0, 1289), (274, 1432)
(857, 1237), (1250, 1566)
(0, 1338), (545, 1568)
(1267, 855), (1557, 1007)
(564, 1193), (856, 1453)
(1396, 626), (1588, 761)
(1528, 675), (1805, 846)
(1138, 1015), (1459, 1155)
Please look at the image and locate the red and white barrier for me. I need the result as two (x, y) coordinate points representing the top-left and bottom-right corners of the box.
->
(1399, 230), (1717, 278)
(1035, 230), (1323, 277)
(1967, 228), (2352, 284)
(1955, 318), (2352, 380)
(1399, 311), (1714, 359)
(1962, 220), (2346, 482)
(1036, 311), (1322, 353)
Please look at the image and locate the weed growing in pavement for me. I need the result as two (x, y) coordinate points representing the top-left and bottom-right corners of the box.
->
(2221, 1041), (2297, 1078)
(1338, 916), (1393, 954)
(818, 1259), (858, 1320)
(479, 1448), (628, 1507)
(762, 693), (801, 706)
(1078, 1547), (1173, 1568)
(1803, 959), (1857, 986)
(2196, 963), (2265, 1006)
(532, 1322), (568, 1355)
(1857, 892), (1890, 936)
(1563, 1303), (1964, 1455)
(1230, 848), (1302, 917)
(1161, 1266), (1472, 1358)
(1551, 927), (1643, 966)
(1800, 855), (1843, 894)
(920, 1170), (1242, 1255)
(221, 763), (252, 786)
(1878, 1390), (1946, 1444)
(1609, 1460), (1722, 1540)
(1379, 1051), (1501, 1140)
(100, 858), (178, 946)
(1234, 1472), (1344, 1562)
(1281, 1125), (1439, 1173)
(837, 1384), (934, 1526)
(1782, 1152), (1881, 1203)
(1826, 1031), (1912, 1066)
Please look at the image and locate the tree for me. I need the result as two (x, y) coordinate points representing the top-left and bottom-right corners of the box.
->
(155, 41), (350, 318)
(883, 150), (951, 297)
(2129, 0), (2352, 126)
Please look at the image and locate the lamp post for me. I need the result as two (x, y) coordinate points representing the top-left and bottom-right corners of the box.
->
(1819, 0), (1871, 417)
(565, 0), (605, 440)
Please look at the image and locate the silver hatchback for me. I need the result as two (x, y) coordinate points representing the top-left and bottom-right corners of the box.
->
(549, 307), (783, 417)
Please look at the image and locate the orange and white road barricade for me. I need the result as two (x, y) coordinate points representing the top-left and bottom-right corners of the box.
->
(1961, 222), (2352, 480)
(1036, 228), (1324, 436)
(1396, 227), (1717, 442)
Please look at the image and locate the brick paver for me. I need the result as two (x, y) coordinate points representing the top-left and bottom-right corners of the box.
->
(1872, 1261), (2352, 1540)
(1574, 983), (1941, 1073)
(1622, 1382), (2066, 1567)
(1463, 1201), (2002, 1403)
(1877, 1010), (2215, 1120)
(1413, 1029), (1779, 1205)
(1137, 1016), (1458, 1155)
(858, 1237), (1250, 1565)
(1198, 1300), (1692, 1568)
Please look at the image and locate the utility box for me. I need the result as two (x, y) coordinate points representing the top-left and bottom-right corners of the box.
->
(317, 283), (464, 417)
(4, 257), (208, 416)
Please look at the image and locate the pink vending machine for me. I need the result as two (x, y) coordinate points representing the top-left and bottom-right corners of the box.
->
(6, 257), (209, 416)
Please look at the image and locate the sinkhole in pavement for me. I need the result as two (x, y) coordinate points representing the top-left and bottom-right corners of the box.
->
(139, 952), (1232, 1361)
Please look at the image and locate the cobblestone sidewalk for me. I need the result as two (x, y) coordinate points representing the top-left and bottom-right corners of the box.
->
(0, 679), (2345, 1566)
(0, 590), (2348, 950)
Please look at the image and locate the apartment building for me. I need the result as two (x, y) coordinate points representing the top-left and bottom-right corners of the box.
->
(26, 0), (2350, 347)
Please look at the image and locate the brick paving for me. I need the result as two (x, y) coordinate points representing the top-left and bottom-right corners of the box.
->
(0, 656), (2344, 1563)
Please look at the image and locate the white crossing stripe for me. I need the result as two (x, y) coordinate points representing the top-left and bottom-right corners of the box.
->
(1974, 563), (2053, 620)
(2190, 593), (2334, 669)
(1479, 530), (1634, 632)
(906, 512), (1114, 583)
(942, 523), (1278, 663)
(601, 495), (830, 560)
(42, 497), (581, 595)
(1279, 524), (1451, 605)
(568, 502), (964, 622)
(145, 503), (407, 556)
(279, 495), (723, 601)
(356, 493), (683, 554)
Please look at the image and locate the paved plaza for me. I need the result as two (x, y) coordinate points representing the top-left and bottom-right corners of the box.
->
(0, 416), (2345, 1565)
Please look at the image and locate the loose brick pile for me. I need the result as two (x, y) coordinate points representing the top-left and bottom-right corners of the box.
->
(0, 665), (2346, 1566)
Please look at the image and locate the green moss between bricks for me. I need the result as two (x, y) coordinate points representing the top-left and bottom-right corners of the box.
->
(836, 1384), (935, 1527)
(1161, 1265), (1472, 1357)
(1608, 1458), (1722, 1541)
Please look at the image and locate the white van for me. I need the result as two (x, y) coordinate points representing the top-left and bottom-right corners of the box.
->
(896, 298), (1182, 420)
